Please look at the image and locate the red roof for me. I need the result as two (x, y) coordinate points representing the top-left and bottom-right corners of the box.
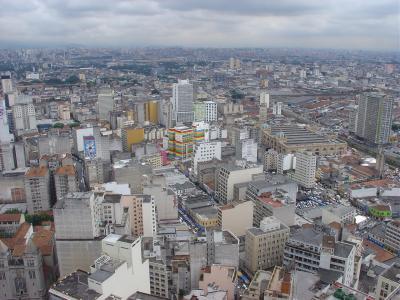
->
(0, 214), (22, 222)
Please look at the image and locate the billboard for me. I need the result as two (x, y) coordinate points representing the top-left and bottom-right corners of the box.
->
(83, 136), (96, 159)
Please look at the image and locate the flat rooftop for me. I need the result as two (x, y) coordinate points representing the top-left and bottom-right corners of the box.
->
(381, 263), (400, 283)
(50, 270), (101, 300)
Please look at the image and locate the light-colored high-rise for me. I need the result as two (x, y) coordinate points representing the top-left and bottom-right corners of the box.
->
(293, 151), (317, 189)
(24, 166), (51, 214)
(245, 217), (289, 275)
(172, 79), (194, 123)
(215, 164), (263, 204)
(356, 93), (393, 144)
(97, 87), (114, 121)
(192, 141), (221, 175)
(1, 75), (13, 94)
(54, 165), (78, 201)
(12, 103), (37, 133)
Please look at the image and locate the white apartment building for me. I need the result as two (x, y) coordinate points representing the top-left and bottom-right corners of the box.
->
(236, 139), (257, 163)
(12, 103), (37, 133)
(1, 75), (13, 94)
(272, 102), (282, 116)
(204, 101), (218, 122)
(172, 79), (194, 123)
(293, 151), (317, 189)
(192, 141), (222, 175)
(24, 166), (51, 214)
(245, 217), (290, 275)
(54, 165), (78, 201)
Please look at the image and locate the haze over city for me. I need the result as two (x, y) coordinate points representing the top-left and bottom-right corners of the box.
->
(0, 0), (399, 50)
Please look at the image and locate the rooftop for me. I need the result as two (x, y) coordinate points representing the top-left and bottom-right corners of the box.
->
(50, 270), (101, 300)
(89, 258), (124, 283)
(268, 125), (335, 145)
(55, 165), (76, 176)
(381, 263), (400, 283)
(25, 166), (48, 177)
(0, 213), (22, 223)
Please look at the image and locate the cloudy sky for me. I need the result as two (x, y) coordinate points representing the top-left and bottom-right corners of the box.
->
(0, 0), (399, 50)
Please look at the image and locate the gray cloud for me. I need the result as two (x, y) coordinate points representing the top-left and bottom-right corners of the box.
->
(0, 0), (398, 50)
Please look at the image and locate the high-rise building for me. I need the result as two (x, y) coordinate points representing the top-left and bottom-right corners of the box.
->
(0, 143), (15, 171)
(1, 75), (13, 94)
(97, 87), (114, 121)
(245, 178), (297, 227)
(49, 233), (151, 299)
(215, 164), (263, 204)
(38, 130), (70, 157)
(120, 194), (157, 237)
(54, 165), (78, 201)
(293, 151), (317, 189)
(167, 126), (194, 160)
(24, 166), (51, 214)
(217, 201), (253, 237)
(236, 139), (258, 163)
(122, 127), (145, 152)
(204, 101), (218, 122)
(0, 99), (13, 143)
(383, 220), (400, 255)
(192, 141), (222, 175)
(53, 192), (103, 276)
(12, 103), (37, 133)
(172, 79), (194, 123)
(356, 93), (393, 144)
(245, 217), (290, 275)
(259, 91), (270, 123)
(194, 101), (217, 123)
(145, 100), (160, 124)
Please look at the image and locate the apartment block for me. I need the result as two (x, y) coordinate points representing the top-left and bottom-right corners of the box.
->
(245, 217), (290, 275)
(24, 166), (51, 214)
(293, 151), (317, 189)
(54, 165), (78, 201)
(215, 164), (263, 204)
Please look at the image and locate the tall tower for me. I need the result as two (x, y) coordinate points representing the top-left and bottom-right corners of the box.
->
(259, 91), (270, 123)
(356, 93), (393, 144)
(172, 79), (194, 124)
(97, 87), (114, 121)
(1, 75), (13, 95)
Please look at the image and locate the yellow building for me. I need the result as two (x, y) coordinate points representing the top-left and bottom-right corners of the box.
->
(145, 100), (159, 124)
(122, 127), (145, 152)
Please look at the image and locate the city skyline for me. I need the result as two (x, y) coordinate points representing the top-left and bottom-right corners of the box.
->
(0, 0), (399, 51)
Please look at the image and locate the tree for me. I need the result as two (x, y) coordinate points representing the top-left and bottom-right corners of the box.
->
(53, 122), (64, 128)
(5, 208), (22, 214)
(65, 75), (80, 84)
(24, 213), (53, 226)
